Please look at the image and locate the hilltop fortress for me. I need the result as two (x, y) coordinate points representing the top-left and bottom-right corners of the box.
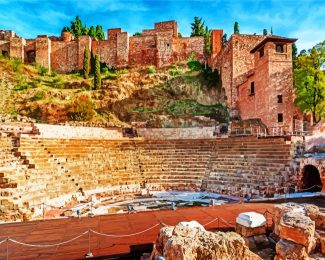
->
(0, 20), (300, 130)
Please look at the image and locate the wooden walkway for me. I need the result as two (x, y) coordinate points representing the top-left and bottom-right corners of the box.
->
(0, 203), (274, 259)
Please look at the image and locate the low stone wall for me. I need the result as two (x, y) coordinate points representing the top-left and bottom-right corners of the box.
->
(137, 127), (215, 140)
(35, 123), (123, 139)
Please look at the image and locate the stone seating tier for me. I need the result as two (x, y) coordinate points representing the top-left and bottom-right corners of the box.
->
(0, 136), (294, 221)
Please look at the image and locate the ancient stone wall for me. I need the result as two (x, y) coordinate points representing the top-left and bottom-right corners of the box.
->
(129, 35), (157, 66)
(35, 124), (123, 139)
(35, 36), (51, 70)
(137, 127), (215, 139)
(211, 29), (223, 57)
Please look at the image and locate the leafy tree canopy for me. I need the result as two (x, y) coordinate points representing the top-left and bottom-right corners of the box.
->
(62, 16), (105, 40)
(190, 17), (211, 55)
(294, 40), (325, 123)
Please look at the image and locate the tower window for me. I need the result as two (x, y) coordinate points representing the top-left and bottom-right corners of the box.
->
(277, 95), (283, 103)
(276, 44), (284, 53)
(259, 47), (264, 57)
(278, 113), (283, 123)
(250, 82), (255, 96)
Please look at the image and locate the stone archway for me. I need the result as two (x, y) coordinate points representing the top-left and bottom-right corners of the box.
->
(301, 165), (322, 192)
(26, 50), (36, 63)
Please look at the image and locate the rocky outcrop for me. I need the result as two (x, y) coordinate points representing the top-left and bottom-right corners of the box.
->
(274, 203), (325, 259)
(151, 222), (261, 260)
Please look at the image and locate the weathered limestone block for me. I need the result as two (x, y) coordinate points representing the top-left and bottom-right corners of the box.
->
(275, 239), (309, 260)
(303, 204), (320, 221)
(274, 203), (305, 235)
(318, 230), (325, 255)
(279, 211), (316, 253)
(243, 234), (269, 249)
(315, 212), (325, 230)
(236, 223), (266, 237)
(151, 223), (261, 260)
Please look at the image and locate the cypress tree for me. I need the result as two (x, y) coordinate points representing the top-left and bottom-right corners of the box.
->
(94, 54), (101, 90)
(83, 47), (90, 79)
(234, 21), (239, 34)
(271, 27), (273, 35)
(263, 29), (268, 36)
(88, 26), (96, 38)
(95, 25), (105, 40)
(191, 17), (205, 36)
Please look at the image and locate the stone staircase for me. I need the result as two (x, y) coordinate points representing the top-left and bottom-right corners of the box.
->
(0, 131), (296, 222)
(205, 137), (295, 196)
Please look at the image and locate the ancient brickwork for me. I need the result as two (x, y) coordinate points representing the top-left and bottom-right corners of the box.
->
(1, 21), (203, 72)
(237, 38), (297, 131)
(35, 36), (51, 70)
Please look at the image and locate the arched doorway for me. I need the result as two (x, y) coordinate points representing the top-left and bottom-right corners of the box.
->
(26, 50), (36, 63)
(301, 165), (322, 192)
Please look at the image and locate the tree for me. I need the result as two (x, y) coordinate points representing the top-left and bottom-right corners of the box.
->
(222, 33), (228, 47)
(133, 32), (142, 36)
(83, 47), (90, 79)
(62, 26), (70, 33)
(70, 16), (83, 38)
(88, 26), (96, 38)
(294, 42), (325, 123)
(94, 54), (101, 89)
(263, 29), (268, 36)
(95, 25), (105, 40)
(178, 32), (182, 38)
(204, 26), (211, 54)
(292, 43), (298, 68)
(234, 21), (239, 34)
(82, 25), (89, 36)
(270, 27), (273, 35)
(191, 17), (205, 36)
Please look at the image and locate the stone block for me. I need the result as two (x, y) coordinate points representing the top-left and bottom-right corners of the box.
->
(236, 223), (266, 237)
(315, 212), (325, 230)
(303, 204), (320, 221)
(275, 239), (308, 260)
(279, 211), (315, 253)
(318, 230), (325, 255)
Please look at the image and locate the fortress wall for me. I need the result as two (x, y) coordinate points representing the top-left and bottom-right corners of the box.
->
(129, 35), (157, 66)
(35, 124), (123, 139)
(137, 127), (215, 140)
(51, 40), (78, 73)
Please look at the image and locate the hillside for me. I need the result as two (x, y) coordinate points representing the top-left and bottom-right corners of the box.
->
(0, 56), (228, 127)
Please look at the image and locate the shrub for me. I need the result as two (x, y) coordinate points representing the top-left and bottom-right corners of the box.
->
(11, 59), (23, 72)
(51, 70), (57, 77)
(147, 65), (156, 74)
(187, 59), (202, 71)
(13, 83), (28, 91)
(38, 66), (48, 76)
(169, 69), (181, 77)
(32, 91), (44, 101)
(102, 67), (109, 74)
(68, 94), (95, 121)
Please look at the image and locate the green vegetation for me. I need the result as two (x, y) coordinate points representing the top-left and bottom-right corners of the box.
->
(187, 59), (202, 71)
(133, 32), (142, 36)
(234, 21), (239, 34)
(147, 65), (156, 74)
(31, 91), (44, 101)
(166, 100), (228, 121)
(83, 47), (90, 79)
(10, 59), (23, 72)
(263, 29), (268, 36)
(38, 66), (48, 76)
(294, 40), (325, 123)
(94, 54), (101, 89)
(62, 16), (105, 40)
(190, 17), (211, 55)
(69, 94), (95, 121)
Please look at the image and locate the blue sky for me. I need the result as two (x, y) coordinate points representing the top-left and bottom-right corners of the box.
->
(0, 0), (324, 51)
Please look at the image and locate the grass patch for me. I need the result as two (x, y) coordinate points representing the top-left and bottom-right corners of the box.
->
(147, 65), (156, 74)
